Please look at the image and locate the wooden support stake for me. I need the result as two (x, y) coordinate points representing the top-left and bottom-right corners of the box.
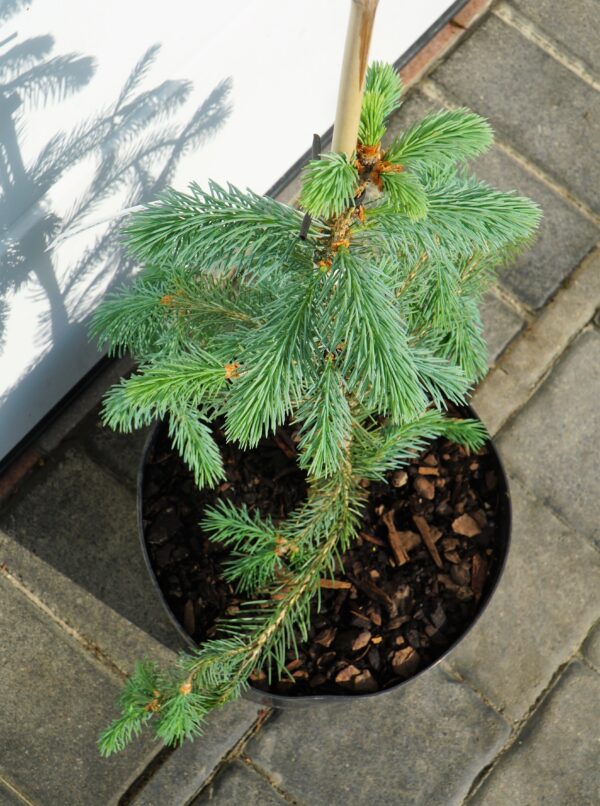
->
(331, 0), (379, 158)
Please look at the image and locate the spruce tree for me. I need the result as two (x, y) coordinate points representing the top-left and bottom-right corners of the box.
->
(92, 62), (540, 755)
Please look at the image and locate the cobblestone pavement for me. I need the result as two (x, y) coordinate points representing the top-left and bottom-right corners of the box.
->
(1, 2), (599, 803)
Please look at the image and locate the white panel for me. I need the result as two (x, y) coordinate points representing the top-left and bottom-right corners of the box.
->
(0, 0), (456, 459)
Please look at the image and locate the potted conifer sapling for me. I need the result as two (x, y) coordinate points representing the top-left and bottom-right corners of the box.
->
(92, 1), (540, 755)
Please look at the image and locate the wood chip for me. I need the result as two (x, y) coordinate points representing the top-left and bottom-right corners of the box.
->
(274, 433), (296, 459)
(452, 513), (481, 537)
(422, 453), (438, 467)
(350, 610), (371, 626)
(389, 584), (413, 617)
(382, 511), (420, 565)
(352, 630), (372, 651)
(450, 562), (471, 587)
(367, 607), (382, 627)
(430, 602), (447, 630)
(314, 627), (337, 648)
(414, 476), (436, 500)
(320, 579), (352, 589)
(471, 554), (488, 601)
(386, 615), (411, 631)
(353, 669), (378, 692)
(334, 664), (360, 684)
(359, 531), (386, 547)
(371, 635), (383, 644)
(472, 509), (488, 528)
(413, 515), (443, 568)
(418, 466), (440, 476)
(391, 470), (408, 487)
(392, 646), (421, 678)
(438, 573), (460, 592)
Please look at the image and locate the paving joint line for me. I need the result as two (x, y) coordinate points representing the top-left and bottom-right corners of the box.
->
(441, 663), (510, 724)
(77, 439), (139, 495)
(471, 240), (600, 437)
(165, 707), (275, 805)
(493, 2), (600, 92)
(240, 753), (306, 806)
(419, 77), (600, 227)
(0, 560), (128, 682)
(490, 283), (534, 323)
(462, 654), (576, 803)
(0, 774), (39, 806)
(462, 556), (600, 802)
(577, 653), (600, 678)
(118, 745), (177, 806)
(488, 318), (599, 440)
(499, 466), (600, 557)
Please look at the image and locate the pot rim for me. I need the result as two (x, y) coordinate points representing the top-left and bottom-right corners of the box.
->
(137, 407), (512, 708)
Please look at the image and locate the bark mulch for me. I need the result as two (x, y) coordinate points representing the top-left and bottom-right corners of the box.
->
(142, 420), (504, 696)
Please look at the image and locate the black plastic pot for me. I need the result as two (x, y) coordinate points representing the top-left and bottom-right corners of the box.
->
(137, 409), (511, 709)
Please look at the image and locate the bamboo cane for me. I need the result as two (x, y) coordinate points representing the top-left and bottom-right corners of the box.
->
(331, 0), (379, 158)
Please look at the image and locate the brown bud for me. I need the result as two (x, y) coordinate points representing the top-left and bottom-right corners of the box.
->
(224, 362), (240, 380)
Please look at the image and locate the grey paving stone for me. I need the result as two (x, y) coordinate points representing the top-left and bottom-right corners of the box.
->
(433, 16), (600, 212)
(480, 291), (524, 364)
(471, 247), (600, 436)
(582, 620), (600, 670)
(445, 477), (600, 720)
(246, 667), (509, 806)
(0, 575), (159, 806)
(77, 403), (150, 490)
(0, 448), (179, 648)
(192, 761), (287, 806)
(498, 329), (600, 546)
(471, 662), (600, 805)
(473, 147), (598, 309)
(510, 0), (600, 72)
(0, 529), (174, 674)
(384, 89), (437, 142)
(130, 700), (262, 806)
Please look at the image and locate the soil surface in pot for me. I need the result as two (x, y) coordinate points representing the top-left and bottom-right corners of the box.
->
(142, 420), (504, 696)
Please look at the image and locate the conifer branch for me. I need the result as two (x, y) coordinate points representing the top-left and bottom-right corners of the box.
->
(94, 61), (540, 756)
(385, 108), (493, 168)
